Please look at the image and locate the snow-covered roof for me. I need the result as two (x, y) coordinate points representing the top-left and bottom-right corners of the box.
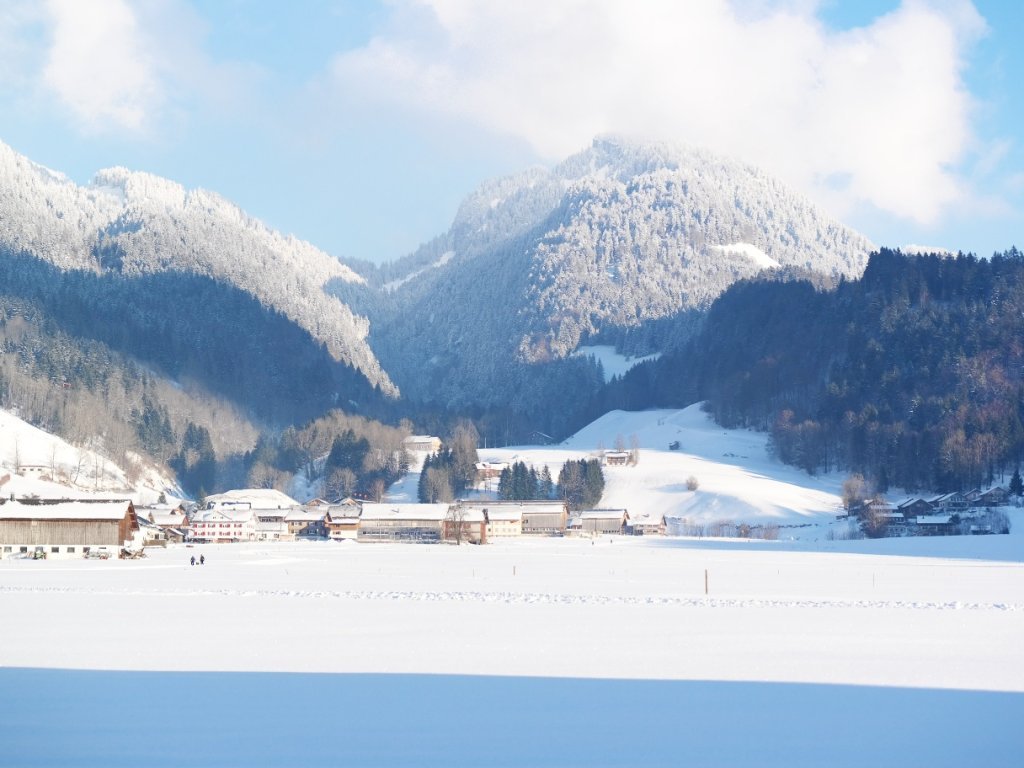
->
(628, 511), (664, 527)
(916, 514), (952, 525)
(149, 511), (188, 527)
(578, 508), (629, 520)
(285, 508), (326, 523)
(360, 503), (450, 521)
(204, 488), (298, 510)
(0, 499), (133, 521)
(192, 508), (255, 523)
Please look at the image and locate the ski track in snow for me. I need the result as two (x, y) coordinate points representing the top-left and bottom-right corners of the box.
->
(1, 584), (1018, 612)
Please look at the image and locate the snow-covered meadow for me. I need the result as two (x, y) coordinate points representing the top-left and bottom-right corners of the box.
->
(2, 535), (1022, 766)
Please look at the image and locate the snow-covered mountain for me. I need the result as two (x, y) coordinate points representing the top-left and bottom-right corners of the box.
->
(0, 140), (394, 396)
(375, 136), (874, 407)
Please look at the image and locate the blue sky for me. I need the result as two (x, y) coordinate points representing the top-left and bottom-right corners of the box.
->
(0, 0), (1021, 263)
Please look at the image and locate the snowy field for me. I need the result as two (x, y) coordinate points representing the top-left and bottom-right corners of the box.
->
(2, 536), (1023, 766)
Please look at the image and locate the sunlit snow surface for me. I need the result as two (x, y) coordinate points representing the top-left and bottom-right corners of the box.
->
(3, 405), (1024, 766)
(2, 534), (1023, 766)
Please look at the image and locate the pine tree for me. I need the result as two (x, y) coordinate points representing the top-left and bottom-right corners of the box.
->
(1010, 468), (1023, 498)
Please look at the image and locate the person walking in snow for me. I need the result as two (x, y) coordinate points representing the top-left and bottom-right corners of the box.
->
(200, 554), (205, 565)
(190, 556), (195, 566)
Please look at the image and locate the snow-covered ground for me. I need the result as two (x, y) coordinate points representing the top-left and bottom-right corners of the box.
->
(3, 404), (1023, 765)
(0, 408), (179, 505)
(573, 344), (661, 381)
(2, 536), (1022, 766)
(476, 405), (844, 532)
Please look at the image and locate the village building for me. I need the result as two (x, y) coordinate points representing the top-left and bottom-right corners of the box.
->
(403, 435), (442, 454)
(462, 500), (568, 535)
(141, 504), (190, 543)
(325, 499), (361, 541)
(927, 492), (969, 515)
(602, 451), (631, 467)
(916, 514), (955, 536)
(626, 511), (665, 536)
(569, 508), (629, 535)
(189, 507), (257, 543)
(358, 503), (450, 542)
(285, 507), (327, 538)
(254, 509), (291, 541)
(0, 498), (140, 559)
(456, 501), (522, 538)
(978, 486), (1010, 507)
(444, 507), (487, 544)
(895, 498), (933, 519)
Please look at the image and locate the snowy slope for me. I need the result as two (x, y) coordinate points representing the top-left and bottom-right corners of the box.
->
(0, 408), (178, 504)
(476, 403), (842, 530)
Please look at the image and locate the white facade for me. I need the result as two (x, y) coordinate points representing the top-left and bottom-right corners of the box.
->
(190, 508), (257, 542)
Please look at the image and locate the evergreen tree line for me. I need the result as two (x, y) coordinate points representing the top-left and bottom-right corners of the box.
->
(498, 461), (554, 500)
(0, 248), (390, 428)
(496, 458), (604, 511)
(596, 248), (1024, 492)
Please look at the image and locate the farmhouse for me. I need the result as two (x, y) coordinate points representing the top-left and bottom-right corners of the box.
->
(978, 486), (1010, 507)
(626, 511), (665, 536)
(0, 498), (140, 560)
(455, 501), (522, 538)
(325, 499), (361, 541)
(603, 451), (631, 466)
(358, 503), (449, 542)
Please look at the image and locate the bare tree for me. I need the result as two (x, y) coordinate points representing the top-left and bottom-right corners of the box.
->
(323, 467), (357, 500)
(445, 505), (468, 545)
(629, 434), (640, 466)
(842, 473), (868, 513)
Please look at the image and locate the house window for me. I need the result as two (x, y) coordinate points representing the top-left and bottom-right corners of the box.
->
(67, 547), (76, 553)
(52, 546), (60, 553)
(20, 546), (28, 553)
(3, 546), (11, 552)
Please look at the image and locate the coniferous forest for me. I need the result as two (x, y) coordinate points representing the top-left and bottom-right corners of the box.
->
(599, 248), (1024, 492)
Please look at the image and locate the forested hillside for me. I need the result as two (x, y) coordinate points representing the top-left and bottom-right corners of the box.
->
(602, 248), (1024, 491)
(373, 136), (873, 427)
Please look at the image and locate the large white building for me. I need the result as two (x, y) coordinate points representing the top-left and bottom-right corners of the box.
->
(190, 507), (257, 543)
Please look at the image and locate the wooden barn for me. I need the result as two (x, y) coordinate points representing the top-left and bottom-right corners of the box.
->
(0, 499), (139, 560)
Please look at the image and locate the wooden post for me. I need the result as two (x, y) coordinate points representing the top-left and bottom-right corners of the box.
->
(704, 568), (708, 595)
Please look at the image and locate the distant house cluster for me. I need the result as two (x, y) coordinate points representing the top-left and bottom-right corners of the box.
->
(849, 488), (1013, 537)
(0, 486), (670, 558)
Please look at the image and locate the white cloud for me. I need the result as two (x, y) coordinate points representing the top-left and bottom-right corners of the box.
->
(331, 0), (986, 225)
(43, 0), (160, 133)
(39, 0), (260, 136)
